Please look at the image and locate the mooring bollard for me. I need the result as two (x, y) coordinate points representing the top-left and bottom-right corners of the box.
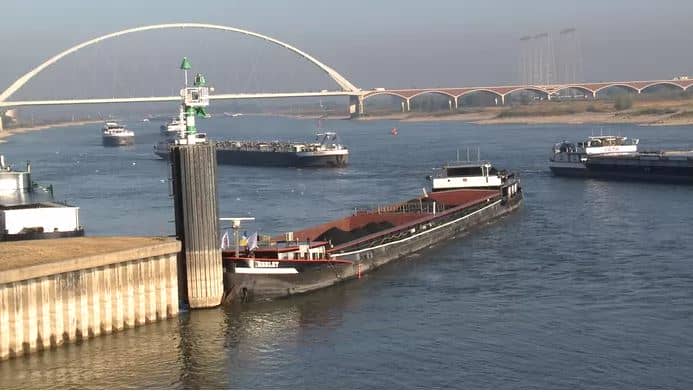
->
(170, 143), (223, 309)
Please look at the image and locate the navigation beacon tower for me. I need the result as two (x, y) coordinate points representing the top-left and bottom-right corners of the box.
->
(175, 57), (212, 146)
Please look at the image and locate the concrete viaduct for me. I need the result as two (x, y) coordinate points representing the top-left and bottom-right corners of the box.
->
(352, 79), (693, 115)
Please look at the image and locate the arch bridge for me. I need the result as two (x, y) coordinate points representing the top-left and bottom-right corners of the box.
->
(2, 23), (693, 129)
(0, 22), (364, 130)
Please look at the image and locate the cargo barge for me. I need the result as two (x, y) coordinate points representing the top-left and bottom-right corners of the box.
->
(550, 135), (693, 183)
(221, 159), (522, 303)
(155, 130), (348, 168)
(215, 132), (348, 167)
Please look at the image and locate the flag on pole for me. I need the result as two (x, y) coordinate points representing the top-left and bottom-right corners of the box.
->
(248, 232), (258, 251)
(220, 230), (230, 249)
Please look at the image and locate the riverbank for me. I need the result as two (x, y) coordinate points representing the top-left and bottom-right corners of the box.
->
(0, 120), (101, 144)
(359, 98), (693, 126)
(272, 98), (693, 126)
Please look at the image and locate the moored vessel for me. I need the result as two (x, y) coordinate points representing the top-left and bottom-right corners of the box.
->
(102, 121), (135, 146)
(550, 135), (693, 183)
(0, 155), (84, 241)
(221, 158), (522, 303)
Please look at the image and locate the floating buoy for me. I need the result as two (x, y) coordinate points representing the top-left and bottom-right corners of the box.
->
(391, 127), (398, 136)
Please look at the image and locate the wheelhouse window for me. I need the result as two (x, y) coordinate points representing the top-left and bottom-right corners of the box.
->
(446, 167), (483, 177)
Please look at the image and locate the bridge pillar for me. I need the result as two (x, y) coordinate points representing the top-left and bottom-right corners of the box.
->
(405, 98), (411, 112)
(349, 95), (365, 118)
(0, 115), (3, 133)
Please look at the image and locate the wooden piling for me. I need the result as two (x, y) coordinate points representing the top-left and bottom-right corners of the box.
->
(170, 144), (223, 309)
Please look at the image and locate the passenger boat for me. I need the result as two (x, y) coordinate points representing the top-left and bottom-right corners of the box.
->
(550, 135), (693, 183)
(160, 117), (185, 136)
(102, 121), (135, 146)
(221, 159), (522, 303)
(0, 155), (84, 241)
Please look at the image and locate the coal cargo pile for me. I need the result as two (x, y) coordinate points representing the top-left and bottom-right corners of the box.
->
(317, 221), (395, 246)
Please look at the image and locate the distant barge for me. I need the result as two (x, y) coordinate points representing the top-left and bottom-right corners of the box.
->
(155, 130), (348, 168)
(221, 159), (522, 303)
(550, 135), (693, 183)
(215, 132), (348, 167)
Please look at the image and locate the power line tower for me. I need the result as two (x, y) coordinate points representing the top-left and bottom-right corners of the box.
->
(532, 32), (555, 86)
(557, 28), (584, 84)
(519, 35), (532, 85)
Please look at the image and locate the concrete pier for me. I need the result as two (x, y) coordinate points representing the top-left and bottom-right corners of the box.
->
(170, 144), (223, 309)
(0, 236), (180, 361)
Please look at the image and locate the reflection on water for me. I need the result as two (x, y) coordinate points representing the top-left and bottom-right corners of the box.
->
(1, 118), (693, 388)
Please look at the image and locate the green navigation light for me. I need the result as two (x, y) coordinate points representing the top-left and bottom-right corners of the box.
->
(194, 73), (207, 87)
(180, 57), (192, 70)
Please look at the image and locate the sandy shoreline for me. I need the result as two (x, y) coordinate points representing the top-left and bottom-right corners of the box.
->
(1, 106), (691, 145)
(0, 120), (102, 144)
(355, 110), (693, 126)
(276, 105), (693, 127)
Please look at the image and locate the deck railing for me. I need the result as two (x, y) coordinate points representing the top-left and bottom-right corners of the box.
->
(354, 201), (447, 215)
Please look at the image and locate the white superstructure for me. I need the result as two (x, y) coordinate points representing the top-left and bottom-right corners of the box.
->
(431, 161), (506, 192)
(1, 202), (80, 235)
(160, 117), (185, 135)
(0, 156), (31, 193)
(549, 135), (639, 172)
(102, 121), (134, 137)
(0, 155), (84, 240)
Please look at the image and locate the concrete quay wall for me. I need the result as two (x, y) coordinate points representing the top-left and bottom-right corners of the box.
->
(0, 237), (181, 360)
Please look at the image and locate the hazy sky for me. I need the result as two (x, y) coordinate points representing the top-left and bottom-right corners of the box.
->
(2, 0), (693, 99)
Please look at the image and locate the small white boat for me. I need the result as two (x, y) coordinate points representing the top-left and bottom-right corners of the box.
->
(102, 122), (135, 147)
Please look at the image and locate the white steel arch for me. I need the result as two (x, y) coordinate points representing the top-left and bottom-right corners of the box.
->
(0, 22), (360, 102)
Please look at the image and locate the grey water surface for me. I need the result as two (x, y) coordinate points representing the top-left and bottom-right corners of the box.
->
(0, 116), (692, 388)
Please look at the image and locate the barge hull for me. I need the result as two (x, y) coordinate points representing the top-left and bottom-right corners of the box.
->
(102, 136), (134, 147)
(584, 156), (693, 183)
(216, 149), (348, 167)
(223, 195), (521, 302)
(549, 166), (589, 178)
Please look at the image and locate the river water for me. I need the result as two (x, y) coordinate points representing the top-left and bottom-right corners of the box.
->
(1, 116), (692, 388)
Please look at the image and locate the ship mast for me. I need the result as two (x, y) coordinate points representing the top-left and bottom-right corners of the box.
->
(176, 57), (211, 145)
